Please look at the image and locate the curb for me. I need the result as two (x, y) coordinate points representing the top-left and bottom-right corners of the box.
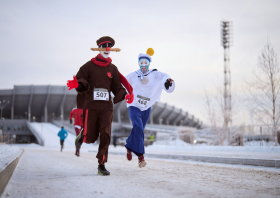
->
(0, 149), (24, 196)
(105, 151), (280, 168)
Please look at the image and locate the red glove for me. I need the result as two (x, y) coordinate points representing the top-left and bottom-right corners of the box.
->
(67, 76), (78, 90)
(125, 93), (134, 104)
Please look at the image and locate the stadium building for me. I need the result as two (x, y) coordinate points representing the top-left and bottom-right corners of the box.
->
(0, 85), (203, 145)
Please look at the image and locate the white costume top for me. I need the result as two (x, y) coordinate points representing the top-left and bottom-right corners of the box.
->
(126, 69), (175, 111)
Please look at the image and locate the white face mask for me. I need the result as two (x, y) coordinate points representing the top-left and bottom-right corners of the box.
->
(139, 58), (150, 73)
(100, 51), (111, 59)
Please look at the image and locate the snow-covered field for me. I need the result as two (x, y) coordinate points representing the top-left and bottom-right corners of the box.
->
(2, 148), (280, 198)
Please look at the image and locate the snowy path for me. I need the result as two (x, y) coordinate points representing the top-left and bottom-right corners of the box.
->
(2, 148), (280, 198)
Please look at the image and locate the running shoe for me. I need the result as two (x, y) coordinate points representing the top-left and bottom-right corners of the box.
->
(138, 155), (147, 168)
(97, 164), (110, 176)
(126, 149), (132, 161)
(75, 149), (80, 157)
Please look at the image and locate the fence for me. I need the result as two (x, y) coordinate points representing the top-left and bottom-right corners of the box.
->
(0, 133), (16, 144)
(237, 125), (280, 146)
(195, 124), (280, 146)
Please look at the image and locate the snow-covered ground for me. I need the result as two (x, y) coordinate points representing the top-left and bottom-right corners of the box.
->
(2, 148), (280, 198)
(0, 144), (22, 172)
(2, 124), (280, 197)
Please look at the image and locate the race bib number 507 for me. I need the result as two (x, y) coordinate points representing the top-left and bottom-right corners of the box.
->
(94, 88), (109, 101)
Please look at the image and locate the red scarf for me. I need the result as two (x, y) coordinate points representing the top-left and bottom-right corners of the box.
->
(91, 54), (112, 67)
(91, 54), (133, 95)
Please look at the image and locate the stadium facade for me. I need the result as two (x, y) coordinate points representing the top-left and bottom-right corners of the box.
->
(0, 85), (203, 144)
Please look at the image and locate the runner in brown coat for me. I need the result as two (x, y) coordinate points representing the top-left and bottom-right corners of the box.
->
(67, 36), (133, 176)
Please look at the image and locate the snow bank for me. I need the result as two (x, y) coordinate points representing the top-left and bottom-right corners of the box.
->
(0, 144), (22, 172)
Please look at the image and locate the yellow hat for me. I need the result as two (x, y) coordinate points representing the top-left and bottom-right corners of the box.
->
(146, 48), (154, 56)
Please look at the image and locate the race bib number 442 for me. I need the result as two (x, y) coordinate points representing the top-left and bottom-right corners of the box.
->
(94, 88), (109, 101)
(135, 95), (150, 108)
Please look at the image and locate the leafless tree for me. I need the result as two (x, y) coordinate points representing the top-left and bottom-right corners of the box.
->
(204, 91), (222, 145)
(203, 84), (240, 145)
(245, 42), (280, 146)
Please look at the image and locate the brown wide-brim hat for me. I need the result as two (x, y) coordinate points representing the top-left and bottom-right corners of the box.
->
(96, 36), (115, 47)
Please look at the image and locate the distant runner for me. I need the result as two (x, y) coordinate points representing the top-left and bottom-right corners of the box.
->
(57, 126), (68, 152)
(125, 48), (175, 168)
(69, 107), (83, 156)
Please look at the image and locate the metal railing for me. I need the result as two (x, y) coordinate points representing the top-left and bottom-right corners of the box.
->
(194, 124), (280, 146)
(0, 133), (16, 145)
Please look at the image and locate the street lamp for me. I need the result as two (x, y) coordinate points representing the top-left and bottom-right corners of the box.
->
(159, 118), (163, 125)
(0, 100), (10, 119)
(180, 120), (183, 126)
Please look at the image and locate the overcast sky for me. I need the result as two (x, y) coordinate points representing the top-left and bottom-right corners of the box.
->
(1, 0), (280, 125)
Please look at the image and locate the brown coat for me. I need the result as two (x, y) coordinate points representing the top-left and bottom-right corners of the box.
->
(75, 60), (126, 110)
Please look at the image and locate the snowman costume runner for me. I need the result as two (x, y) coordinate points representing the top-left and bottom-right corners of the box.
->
(67, 36), (134, 176)
(125, 48), (175, 168)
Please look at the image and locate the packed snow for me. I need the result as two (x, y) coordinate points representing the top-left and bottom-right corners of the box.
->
(2, 148), (280, 198)
(2, 123), (280, 198)
(0, 145), (22, 172)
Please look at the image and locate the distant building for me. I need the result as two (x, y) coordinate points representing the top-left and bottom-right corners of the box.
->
(0, 85), (203, 144)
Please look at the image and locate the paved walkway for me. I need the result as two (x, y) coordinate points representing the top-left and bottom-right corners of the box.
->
(2, 148), (280, 198)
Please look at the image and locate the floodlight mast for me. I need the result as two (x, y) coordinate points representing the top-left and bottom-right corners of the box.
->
(221, 21), (233, 144)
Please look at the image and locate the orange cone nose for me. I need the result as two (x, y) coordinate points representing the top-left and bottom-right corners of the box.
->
(106, 47), (110, 51)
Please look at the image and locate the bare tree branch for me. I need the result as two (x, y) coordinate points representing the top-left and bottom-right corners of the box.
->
(245, 41), (280, 146)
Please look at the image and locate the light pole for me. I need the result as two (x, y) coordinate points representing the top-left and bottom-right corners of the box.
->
(180, 120), (183, 126)
(221, 21), (233, 145)
(0, 100), (10, 119)
(41, 123), (43, 141)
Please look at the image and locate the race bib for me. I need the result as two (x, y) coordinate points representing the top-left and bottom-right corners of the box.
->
(94, 88), (109, 101)
(135, 95), (150, 108)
